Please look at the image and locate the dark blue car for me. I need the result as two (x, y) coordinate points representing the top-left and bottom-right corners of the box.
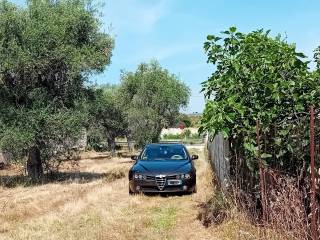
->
(129, 143), (198, 194)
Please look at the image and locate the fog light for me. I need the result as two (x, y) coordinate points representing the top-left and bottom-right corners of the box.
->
(134, 173), (146, 180)
(180, 173), (191, 179)
(183, 185), (188, 191)
(136, 186), (141, 191)
(184, 174), (191, 179)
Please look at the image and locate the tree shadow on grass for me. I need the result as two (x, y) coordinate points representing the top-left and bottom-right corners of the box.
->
(0, 170), (125, 188)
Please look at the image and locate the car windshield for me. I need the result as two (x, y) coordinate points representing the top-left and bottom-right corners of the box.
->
(140, 145), (188, 160)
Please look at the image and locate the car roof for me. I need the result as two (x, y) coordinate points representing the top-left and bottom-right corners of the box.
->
(145, 143), (185, 147)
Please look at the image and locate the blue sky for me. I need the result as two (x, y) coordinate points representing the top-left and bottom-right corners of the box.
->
(13, 0), (320, 113)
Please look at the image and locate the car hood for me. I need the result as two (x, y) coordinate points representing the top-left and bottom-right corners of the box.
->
(133, 160), (191, 174)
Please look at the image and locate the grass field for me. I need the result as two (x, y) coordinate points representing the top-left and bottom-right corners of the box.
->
(0, 147), (269, 240)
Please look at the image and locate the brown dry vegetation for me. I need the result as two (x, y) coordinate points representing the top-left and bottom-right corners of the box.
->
(0, 147), (271, 240)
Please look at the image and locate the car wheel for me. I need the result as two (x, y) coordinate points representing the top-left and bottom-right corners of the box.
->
(129, 186), (135, 195)
(193, 185), (197, 194)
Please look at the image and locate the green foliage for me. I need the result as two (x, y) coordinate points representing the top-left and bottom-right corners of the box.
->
(119, 60), (190, 146)
(181, 129), (191, 139)
(178, 114), (201, 127)
(0, 0), (113, 165)
(162, 132), (200, 140)
(177, 114), (191, 127)
(86, 121), (107, 152)
(201, 27), (320, 172)
(161, 133), (181, 140)
(315, 47), (320, 69)
(88, 84), (127, 151)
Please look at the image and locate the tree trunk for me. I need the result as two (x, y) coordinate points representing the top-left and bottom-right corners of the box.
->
(126, 136), (134, 152)
(107, 137), (116, 156)
(152, 127), (162, 143)
(27, 146), (43, 181)
(152, 136), (159, 143)
(0, 151), (10, 169)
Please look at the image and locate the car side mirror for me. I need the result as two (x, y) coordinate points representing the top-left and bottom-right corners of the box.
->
(131, 155), (138, 161)
(191, 155), (199, 160)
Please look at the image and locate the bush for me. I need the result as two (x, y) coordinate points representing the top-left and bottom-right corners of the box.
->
(201, 27), (315, 173)
(162, 133), (182, 140)
(182, 129), (191, 138)
(162, 131), (202, 141)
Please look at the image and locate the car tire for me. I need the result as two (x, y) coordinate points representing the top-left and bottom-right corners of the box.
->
(193, 185), (197, 194)
(129, 186), (134, 195)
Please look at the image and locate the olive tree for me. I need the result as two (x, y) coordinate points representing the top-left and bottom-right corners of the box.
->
(88, 85), (127, 155)
(119, 61), (190, 146)
(0, 0), (114, 180)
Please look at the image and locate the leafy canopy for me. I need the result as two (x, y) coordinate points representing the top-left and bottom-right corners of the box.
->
(201, 27), (319, 171)
(119, 61), (190, 146)
(0, 0), (114, 164)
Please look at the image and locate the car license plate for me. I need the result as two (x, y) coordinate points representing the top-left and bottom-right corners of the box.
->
(168, 180), (182, 185)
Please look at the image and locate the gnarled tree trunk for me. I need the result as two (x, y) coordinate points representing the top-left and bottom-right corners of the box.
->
(0, 151), (10, 169)
(107, 136), (116, 156)
(127, 135), (135, 152)
(152, 126), (162, 143)
(27, 146), (43, 181)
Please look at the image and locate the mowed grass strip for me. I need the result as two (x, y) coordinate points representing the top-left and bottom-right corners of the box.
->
(147, 206), (178, 231)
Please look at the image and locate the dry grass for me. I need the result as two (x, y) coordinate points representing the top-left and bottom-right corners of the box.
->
(0, 147), (271, 240)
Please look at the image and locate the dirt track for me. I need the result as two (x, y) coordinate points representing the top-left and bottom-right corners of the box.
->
(0, 147), (224, 240)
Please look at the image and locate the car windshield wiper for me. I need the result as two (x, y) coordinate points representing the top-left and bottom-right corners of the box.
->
(145, 158), (187, 160)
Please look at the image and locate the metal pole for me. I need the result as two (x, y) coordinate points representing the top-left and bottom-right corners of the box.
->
(257, 119), (266, 225)
(310, 106), (318, 240)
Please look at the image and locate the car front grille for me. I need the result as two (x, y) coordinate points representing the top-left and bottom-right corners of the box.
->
(146, 175), (155, 180)
(155, 176), (166, 190)
(142, 175), (179, 190)
(146, 175), (178, 180)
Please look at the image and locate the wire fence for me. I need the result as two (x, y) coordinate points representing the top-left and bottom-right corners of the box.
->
(205, 106), (320, 239)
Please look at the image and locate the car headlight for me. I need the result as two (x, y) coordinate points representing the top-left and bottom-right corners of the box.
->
(180, 173), (191, 179)
(134, 173), (146, 180)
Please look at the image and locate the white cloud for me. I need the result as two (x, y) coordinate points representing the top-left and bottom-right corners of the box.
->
(130, 43), (199, 62)
(104, 0), (169, 35)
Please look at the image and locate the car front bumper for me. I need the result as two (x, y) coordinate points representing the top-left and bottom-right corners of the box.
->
(129, 178), (196, 194)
